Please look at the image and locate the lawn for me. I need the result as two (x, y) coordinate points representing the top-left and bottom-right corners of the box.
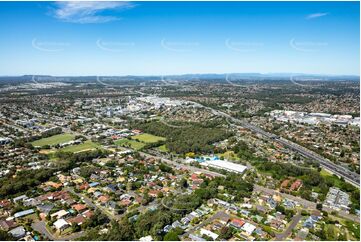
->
(217, 151), (240, 161)
(345, 220), (360, 240)
(158, 144), (169, 152)
(32, 133), (75, 147)
(131, 133), (166, 143)
(60, 140), (100, 153)
(115, 139), (146, 150)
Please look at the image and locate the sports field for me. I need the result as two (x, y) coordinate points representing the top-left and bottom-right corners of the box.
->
(131, 133), (166, 143)
(60, 140), (99, 153)
(31, 133), (75, 147)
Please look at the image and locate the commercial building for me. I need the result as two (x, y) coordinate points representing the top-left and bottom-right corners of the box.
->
(200, 159), (247, 174)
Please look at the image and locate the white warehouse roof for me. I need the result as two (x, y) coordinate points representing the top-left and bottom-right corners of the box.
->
(201, 159), (247, 173)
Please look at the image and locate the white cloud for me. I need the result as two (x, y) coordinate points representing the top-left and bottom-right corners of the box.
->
(52, 1), (135, 24)
(306, 12), (329, 20)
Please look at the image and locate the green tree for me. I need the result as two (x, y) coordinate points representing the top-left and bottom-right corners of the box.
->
(164, 231), (179, 241)
(316, 203), (323, 210)
(0, 230), (14, 241)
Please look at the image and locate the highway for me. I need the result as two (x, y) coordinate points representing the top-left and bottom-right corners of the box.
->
(200, 105), (360, 187)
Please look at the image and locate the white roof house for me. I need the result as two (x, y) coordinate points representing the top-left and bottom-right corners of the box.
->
(242, 223), (256, 235)
(54, 219), (69, 230)
(139, 235), (153, 241)
(50, 210), (69, 219)
(200, 228), (219, 240)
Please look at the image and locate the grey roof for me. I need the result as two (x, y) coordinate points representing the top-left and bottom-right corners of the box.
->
(14, 209), (34, 218)
(37, 203), (55, 214)
(13, 195), (28, 203)
(9, 226), (26, 238)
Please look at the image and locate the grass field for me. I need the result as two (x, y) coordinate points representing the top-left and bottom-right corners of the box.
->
(158, 144), (169, 152)
(115, 139), (146, 150)
(60, 140), (99, 153)
(32, 133), (75, 147)
(131, 133), (166, 143)
(320, 169), (343, 187)
(217, 151), (240, 161)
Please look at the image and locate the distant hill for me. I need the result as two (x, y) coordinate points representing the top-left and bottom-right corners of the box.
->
(0, 73), (359, 84)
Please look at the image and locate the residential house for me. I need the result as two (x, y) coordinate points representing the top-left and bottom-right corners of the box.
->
(230, 218), (245, 229)
(54, 219), (69, 231)
(8, 226), (26, 239)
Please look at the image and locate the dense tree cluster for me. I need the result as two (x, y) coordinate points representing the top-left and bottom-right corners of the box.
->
(0, 168), (54, 198)
(232, 140), (260, 161)
(55, 149), (109, 164)
(132, 121), (232, 154)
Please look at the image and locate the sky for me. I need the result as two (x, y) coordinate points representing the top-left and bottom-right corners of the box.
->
(0, 1), (359, 76)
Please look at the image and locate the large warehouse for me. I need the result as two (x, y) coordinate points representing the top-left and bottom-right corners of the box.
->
(200, 159), (247, 174)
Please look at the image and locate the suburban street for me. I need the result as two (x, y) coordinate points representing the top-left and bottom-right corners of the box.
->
(274, 212), (302, 240)
(181, 211), (229, 239)
(65, 187), (122, 221)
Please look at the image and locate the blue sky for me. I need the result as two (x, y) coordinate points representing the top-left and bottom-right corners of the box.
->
(0, 1), (359, 76)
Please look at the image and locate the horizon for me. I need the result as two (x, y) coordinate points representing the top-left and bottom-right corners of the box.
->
(0, 72), (360, 78)
(0, 1), (359, 76)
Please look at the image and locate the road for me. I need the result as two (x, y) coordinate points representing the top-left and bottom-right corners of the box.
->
(181, 211), (229, 239)
(66, 96), (359, 186)
(254, 185), (360, 222)
(66, 177), (162, 221)
(274, 212), (302, 240)
(139, 151), (226, 178)
(142, 150), (360, 222)
(31, 221), (84, 241)
(254, 185), (316, 209)
(64, 187), (122, 221)
(200, 104), (359, 187)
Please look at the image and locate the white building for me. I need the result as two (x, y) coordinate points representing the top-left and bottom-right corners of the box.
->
(139, 235), (153, 241)
(200, 159), (247, 174)
(200, 228), (219, 240)
(54, 219), (69, 231)
(242, 223), (256, 235)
